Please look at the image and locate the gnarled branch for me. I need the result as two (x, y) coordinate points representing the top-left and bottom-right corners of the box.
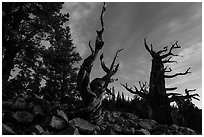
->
(163, 66), (172, 73)
(121, 83), (148, 99)
(162, 56), (177, 64)
(100, 54), (109, 73)
(144, 38), (154, 57)
(185, 88), (196, 94)
(88, 40), (94, 54)
(161, 41), (180, 59)
(138, 81), (149, 93)
(166, 87), (177, 91)
(157, 46), (168, 55)
(102, 49), (123, 89)
(165, 67), (191, 78)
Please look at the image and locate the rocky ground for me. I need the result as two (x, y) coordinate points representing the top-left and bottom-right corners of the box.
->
(2, 96), (201, 135)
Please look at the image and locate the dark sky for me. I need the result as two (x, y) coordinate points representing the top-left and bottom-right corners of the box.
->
(62, 2), (202, 108)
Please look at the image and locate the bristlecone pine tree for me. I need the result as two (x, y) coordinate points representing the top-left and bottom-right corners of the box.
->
(122, 38), (193, 125)
(68, 3), (123, 124)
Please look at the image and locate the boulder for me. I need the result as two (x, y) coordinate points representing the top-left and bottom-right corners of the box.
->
(178, 126), (197, 135)
(34, 125), (44, 134)
(138, 119), (158, 131)
(2, 124), (16, 135)
(69, 118), (97, 134)
(56, 109), (68, 123)
(13, 111), (34, 124)
(135, 128), (150, 135)
(49, 116), (67, 130)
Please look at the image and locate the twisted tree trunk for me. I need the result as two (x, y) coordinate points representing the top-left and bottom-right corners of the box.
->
(67, 3), (122, 124)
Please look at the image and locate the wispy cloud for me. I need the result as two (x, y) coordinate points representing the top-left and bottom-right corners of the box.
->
(62, 2), (101, 57)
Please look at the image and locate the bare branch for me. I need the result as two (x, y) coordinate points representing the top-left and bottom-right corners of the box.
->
(167, 92), (182, 96)
(185, 88), (196, 94)
(101, 49), (123, 89)
(165, 67), (191, 78)
(88, 41), (94, 54)
(163, 66), (172, 73)
(96, 2), (106, 38)
(95, 3), (107, 53)
(168, 93), (183, 103)
(109, 49), (124, 73)
(100, 2), (106, 29)
(157, 46), (168, 55)
(166, 87), (177, 91)
(162, 56), (177, 64)
(144, 38), (154, 57)
(138, 81), (148, 93)
(121, 83), (148, 99)
(100, 54), (110, 73)
(192, 96), (200, 101)
(121, 83), (135, 93)
(161, 41), (180, 59)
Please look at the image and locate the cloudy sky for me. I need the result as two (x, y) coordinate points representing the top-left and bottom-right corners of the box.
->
(61, 2), (202, 108)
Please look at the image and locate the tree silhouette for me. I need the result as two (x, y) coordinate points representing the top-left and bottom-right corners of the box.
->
(122, 38), (192, 125)
(67, 3), (122, 124)
(2, 2), (81, 100)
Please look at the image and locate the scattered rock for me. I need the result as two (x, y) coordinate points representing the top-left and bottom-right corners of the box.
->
(135, 128), (150, 135)
(13, 111), (34, 124)
(2, 124), (16, 135)
(49, 116), (67, 130)
(2, 96), (199, 135)
(69, 118), (97, 134)
(56, 109), (68, 123)
(121, 112), (139, 121)
(138, 119), (158, 130)
(34, 125), (44, 134)
(178, 126), (196, 135)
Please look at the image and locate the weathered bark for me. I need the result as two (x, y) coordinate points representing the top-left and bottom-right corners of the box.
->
(68, 3), (121, 124)
(144, 39), (192, 125)
(74, 3), (106, 122)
